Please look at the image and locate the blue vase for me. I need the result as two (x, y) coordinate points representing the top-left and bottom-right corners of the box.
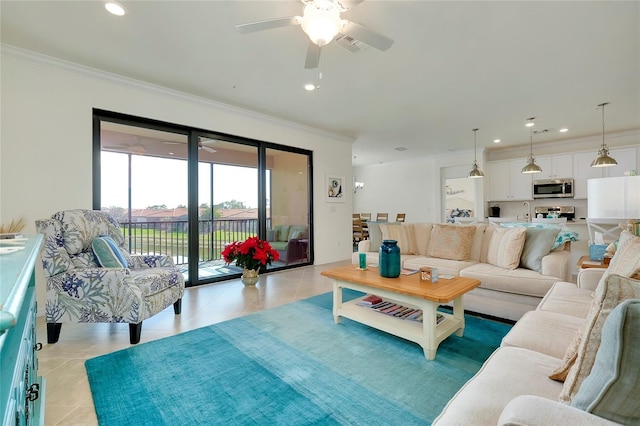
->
(379, 240), (401, 278)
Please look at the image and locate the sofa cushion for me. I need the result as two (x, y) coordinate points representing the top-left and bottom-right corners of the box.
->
(520, 227), (560, 272)
(403, 256), (477, 276)
(460, 263), (558, 298)
(560, 274), (640, 404)
(379, 223), (417, 254)
(537, 281), (595, 319)
(426, 224), (476, 261)
(287, 225), (307, 240)
(570, 299), (640, 424)
(604, 230), (640, 280)
(487, 227), (526, 270)
(413, 223), (433, 255)
(92, 235), (129, 268)
(273, 224), (290, 242)
(433, 347), (563, 426)
(501, 310), (584, 359)
(549, 329), (582, 382)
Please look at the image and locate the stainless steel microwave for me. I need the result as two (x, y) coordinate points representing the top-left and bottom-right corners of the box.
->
(533, 179), (574, 199)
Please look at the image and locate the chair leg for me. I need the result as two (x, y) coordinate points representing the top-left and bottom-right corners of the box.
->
(173, 298), (182, 315)
(129, 323), (142, 344)
(47, 323), (62, 344)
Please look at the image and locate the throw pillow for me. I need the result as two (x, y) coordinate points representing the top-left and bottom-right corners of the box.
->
(549, 329), (582, 382)
(267, 229), (278, 242)
(559, 274), (640, 404)
(487, 227), (526, 270)
(366, 221), (384, 251)
(570, 299), (640, 424)
(426, 224), (476, 261)
(520, 227), (560, 272)
(287, 225), (307, 240)
(274, 225), (290, 242)
(607, 231), (640, 279)
(92, 235), (128, 268)
(379, 223), (417, 255)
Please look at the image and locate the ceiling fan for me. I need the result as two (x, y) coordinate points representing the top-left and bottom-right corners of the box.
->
(235, 0), (394, 69)
(162, 139), (217, 153)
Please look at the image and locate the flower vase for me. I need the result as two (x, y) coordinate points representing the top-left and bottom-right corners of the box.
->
(241, 268), (260, 285)
(379, 240), (401, 278)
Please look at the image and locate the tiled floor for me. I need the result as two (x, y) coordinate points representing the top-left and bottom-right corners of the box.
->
(37, 260), (350, 425)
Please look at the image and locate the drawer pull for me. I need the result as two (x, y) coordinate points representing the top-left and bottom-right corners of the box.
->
(26, 383), (40, 401)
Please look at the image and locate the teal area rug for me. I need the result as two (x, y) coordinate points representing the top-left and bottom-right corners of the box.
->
(85, 291), (511, 425)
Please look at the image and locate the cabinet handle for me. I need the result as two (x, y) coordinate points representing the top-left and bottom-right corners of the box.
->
(26, 383), (40, 401)
(34, 342), (43, 351)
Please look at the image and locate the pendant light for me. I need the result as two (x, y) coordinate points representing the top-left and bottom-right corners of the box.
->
(590, 102), (618, 168)
(468, 128), (484, 178)
(522, 127), (542, 174)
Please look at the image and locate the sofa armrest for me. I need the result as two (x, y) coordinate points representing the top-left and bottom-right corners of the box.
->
(129, 254), (176, 269)
(498, 395), (621, 426)
(577, 268), (606, 291)
(540, 249), (572, 282)
(358, 239), (371, 252)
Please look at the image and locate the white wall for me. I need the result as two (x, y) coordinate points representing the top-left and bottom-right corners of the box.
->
(0, 48), (355, 312)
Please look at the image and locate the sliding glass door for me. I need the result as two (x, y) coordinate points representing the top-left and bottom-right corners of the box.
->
(94, 110), (313, 287)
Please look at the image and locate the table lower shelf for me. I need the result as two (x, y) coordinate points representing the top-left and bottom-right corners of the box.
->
(333, 282), (465, 360)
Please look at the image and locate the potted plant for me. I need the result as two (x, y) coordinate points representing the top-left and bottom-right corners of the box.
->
(221, 236), (280, 285)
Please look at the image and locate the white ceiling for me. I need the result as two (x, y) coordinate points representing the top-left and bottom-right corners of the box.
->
(2, 1), (638, 166)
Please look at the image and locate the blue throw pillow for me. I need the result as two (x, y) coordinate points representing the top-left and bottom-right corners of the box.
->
(520, 227), (560, 272)
(92, 235), (128, 268)
(571, 299), (640, 423)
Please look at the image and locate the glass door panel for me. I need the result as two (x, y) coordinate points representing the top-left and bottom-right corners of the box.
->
(264, 148), (310, 269)
(99, 122), (189, 279)
(197, 137), (259, 281)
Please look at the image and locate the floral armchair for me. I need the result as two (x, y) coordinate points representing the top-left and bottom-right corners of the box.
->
(36, 209), (185, 344)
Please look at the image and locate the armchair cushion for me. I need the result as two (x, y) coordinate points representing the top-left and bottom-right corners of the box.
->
(92, 235), (129, 268)
(287, 225), (308, 240)
(273, 224), (290, 242)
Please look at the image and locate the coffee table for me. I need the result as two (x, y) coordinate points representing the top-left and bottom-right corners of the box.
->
(321, 264), (481, 360)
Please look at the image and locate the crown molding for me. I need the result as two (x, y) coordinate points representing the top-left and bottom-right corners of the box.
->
(1, 44), (354, 144)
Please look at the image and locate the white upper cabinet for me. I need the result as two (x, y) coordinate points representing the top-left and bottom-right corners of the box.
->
(487, 159), (533, 201)
(606, 147), (638, 177)
(535, 155), (573, 179)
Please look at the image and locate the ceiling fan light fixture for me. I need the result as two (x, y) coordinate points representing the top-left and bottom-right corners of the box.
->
(591, 102), (617, 168)
(300, 4), (343, 46)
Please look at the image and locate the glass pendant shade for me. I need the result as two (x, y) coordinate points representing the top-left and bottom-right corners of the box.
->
(468, 128), (484, 178)
(591, 102), (617, 168)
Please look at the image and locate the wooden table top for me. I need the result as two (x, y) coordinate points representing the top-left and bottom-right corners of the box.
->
(321, 264), (480, 303)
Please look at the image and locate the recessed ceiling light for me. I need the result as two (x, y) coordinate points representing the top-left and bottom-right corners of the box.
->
(493, 139), (501, 143)
(105, 1), (126, 16)
(303, 83), (316, 91)
(394, 147), (407, 151)
(559, 128), (569, 133)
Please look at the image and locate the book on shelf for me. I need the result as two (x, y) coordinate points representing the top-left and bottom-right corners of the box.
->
(356, 294), (383, 306)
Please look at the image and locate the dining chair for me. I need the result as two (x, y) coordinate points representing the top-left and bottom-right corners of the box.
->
(395, 213), (406, 222)
(360, 213), (372, 221)
(376, 213), (389, 222)
(353, 218), (365, 246)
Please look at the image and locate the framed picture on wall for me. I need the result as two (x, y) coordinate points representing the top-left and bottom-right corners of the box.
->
(325, 174), (345, 203)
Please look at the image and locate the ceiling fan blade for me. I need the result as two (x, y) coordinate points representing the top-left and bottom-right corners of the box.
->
(336, 0), (365, 10)
(334, 34), (360, 53)
(304, 42), (321, 69)
(235, 16), (301, 34)
(200, 145), (217, 154)
(341, 21), (394, 51)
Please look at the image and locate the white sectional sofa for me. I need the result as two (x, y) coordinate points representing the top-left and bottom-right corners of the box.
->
(433, 229), (640, 425)
(353, 222), (574, 321)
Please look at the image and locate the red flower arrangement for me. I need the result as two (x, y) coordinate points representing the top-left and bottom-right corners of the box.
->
(221, 236), (280, 271)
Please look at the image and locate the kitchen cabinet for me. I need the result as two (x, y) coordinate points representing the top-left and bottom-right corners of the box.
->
(573, 147), (638, 198)
(486, 158), (533, 201)
(535, 154), (573, 179)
